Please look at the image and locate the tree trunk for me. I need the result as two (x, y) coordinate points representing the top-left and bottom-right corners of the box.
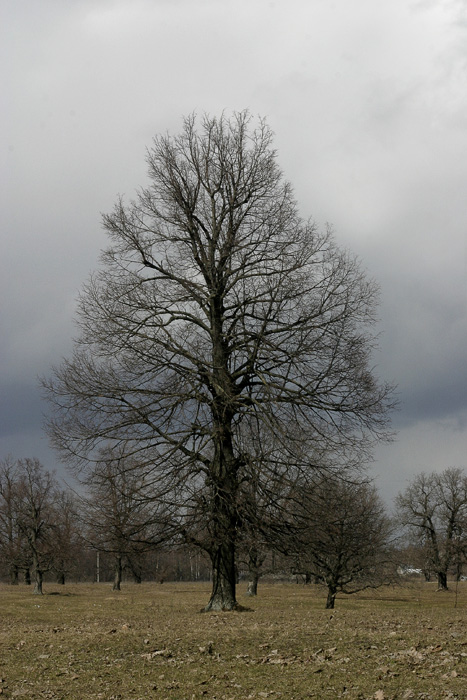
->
(56, 571), (66, 585)
(113, 555), (123, 591)
(33, 574), (43, 594)
(32, 549), (43, 594)
(205, 539), (237, 610)
(246, 575), (259, 596)
(325, 585), (337, 609)
(33, 568), (43, 594)
(203, 412), (238, 611)
(127, 557), (142, 583)
(24, 567), (31, 585)
(246, 578), (258, 596)
(246, 548), (262, 596)
(437, 571), (448, 590)
(9, 564), (19, 585)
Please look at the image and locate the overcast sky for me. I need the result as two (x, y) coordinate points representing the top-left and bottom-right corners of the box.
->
(1, 0), (466, 504)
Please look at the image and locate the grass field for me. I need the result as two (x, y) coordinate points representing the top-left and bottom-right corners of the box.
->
(0, 580), (466, 699)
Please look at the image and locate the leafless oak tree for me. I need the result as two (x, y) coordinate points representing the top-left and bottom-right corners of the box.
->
(44, 111), (394, 610)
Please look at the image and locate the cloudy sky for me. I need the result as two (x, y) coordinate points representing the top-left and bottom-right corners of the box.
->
(1, 0), (466, 504)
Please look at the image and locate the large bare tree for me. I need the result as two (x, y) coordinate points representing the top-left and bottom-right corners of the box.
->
(44, 111), (394, 610)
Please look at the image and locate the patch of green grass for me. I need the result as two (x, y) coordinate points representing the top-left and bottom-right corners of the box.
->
(0, 581), (466, 699)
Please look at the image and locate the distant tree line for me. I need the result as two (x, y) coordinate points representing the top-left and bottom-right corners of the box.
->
(2, 456), (466, 607)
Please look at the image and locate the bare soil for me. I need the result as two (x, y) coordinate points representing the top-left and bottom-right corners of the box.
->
(0, 581), (465, 699)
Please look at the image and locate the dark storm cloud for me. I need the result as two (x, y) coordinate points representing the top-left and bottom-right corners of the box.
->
(0, 383), (44, 437)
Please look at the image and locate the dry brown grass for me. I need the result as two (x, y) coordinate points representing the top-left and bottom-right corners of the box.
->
(0, 580), (466, 699)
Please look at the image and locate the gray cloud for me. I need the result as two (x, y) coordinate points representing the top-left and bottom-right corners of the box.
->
(1, 0), (466, 501)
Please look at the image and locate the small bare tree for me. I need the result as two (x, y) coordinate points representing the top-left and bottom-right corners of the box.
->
(292, 476), (395, 608)
(396, 467), (467, 590)
(44, 111), (395, 610)
(78, 448), (169, 590)
(0, 457), (26, 584)
(12, 459), (58, 594)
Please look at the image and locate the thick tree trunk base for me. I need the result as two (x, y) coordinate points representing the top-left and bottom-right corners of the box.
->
(437, 572), (448, 591)
(201, 600), (251, 612)
(202, 569), (251, 612)
(202, 599), (239, 612)
(204, 538), (238, 611)
(203, 584), (237, 611)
